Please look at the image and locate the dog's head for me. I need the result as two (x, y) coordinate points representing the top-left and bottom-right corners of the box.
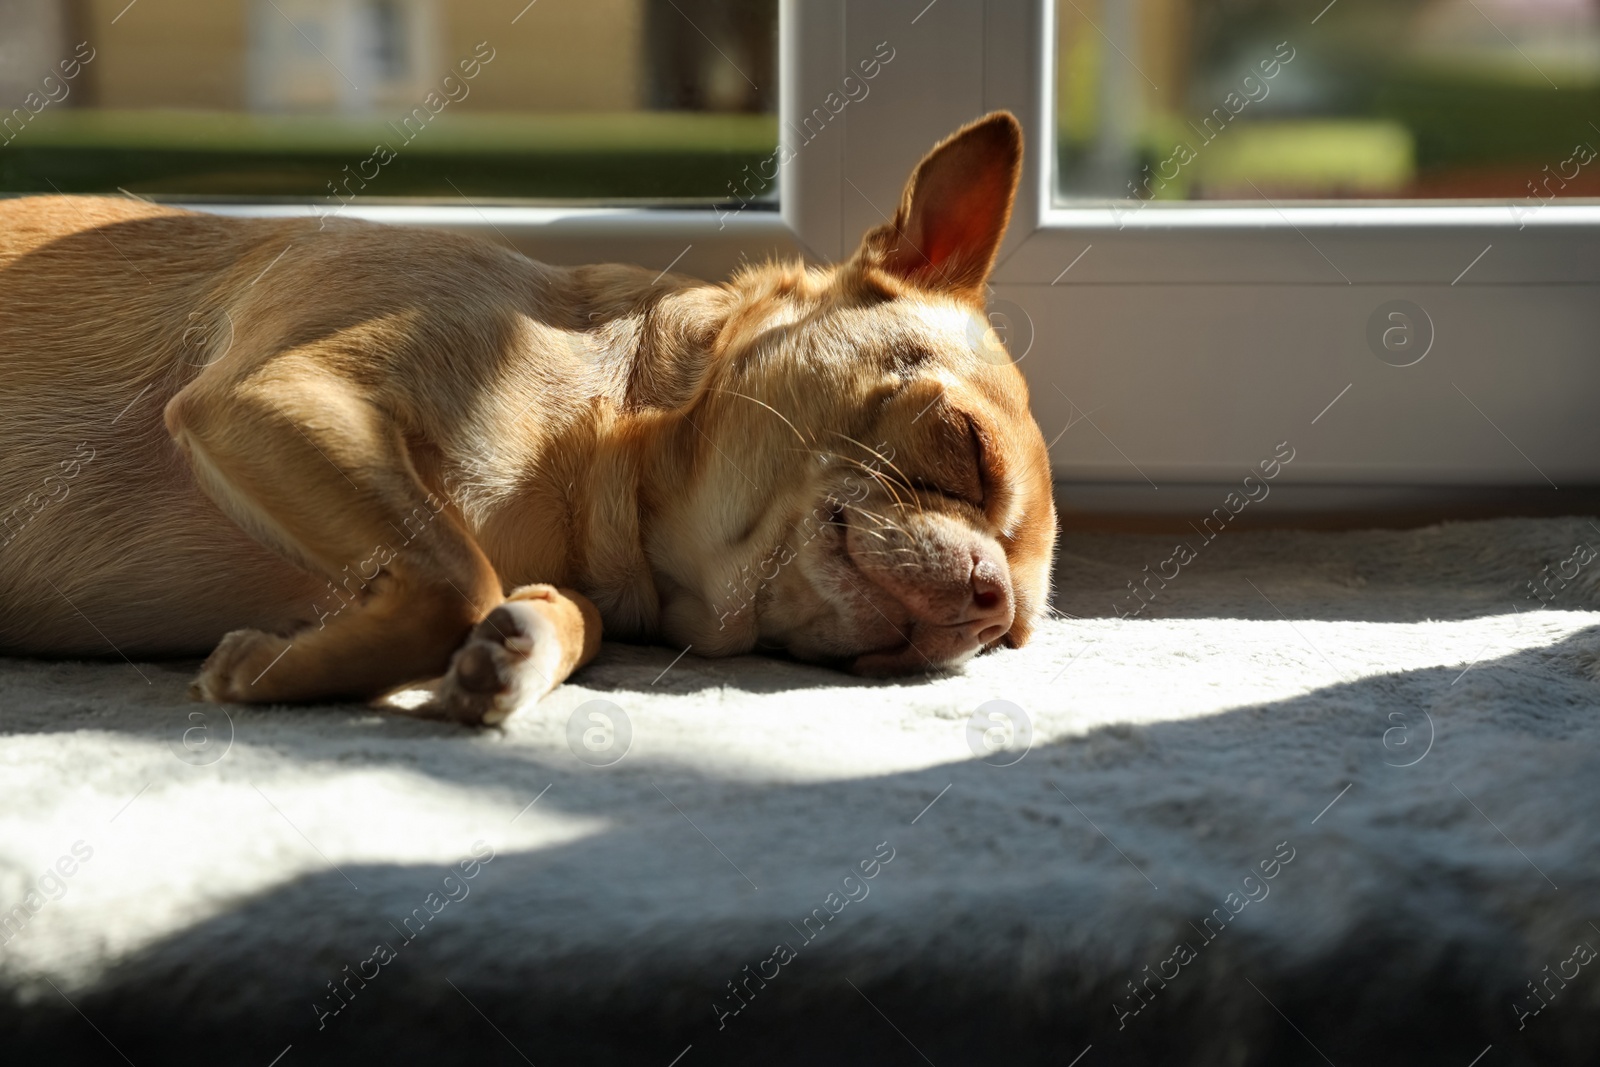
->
(652, 111), (1056, 675)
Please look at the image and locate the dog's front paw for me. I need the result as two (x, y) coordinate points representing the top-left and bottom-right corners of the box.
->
(431, 598), (563, 725)
(191, 628), (293, 703)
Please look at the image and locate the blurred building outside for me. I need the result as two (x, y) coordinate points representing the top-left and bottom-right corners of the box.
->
(0, 0), (778, 116)
(0, 0), (779, 199)
(5, 0), (1599, 202)
(1057, 0), (1600, 201)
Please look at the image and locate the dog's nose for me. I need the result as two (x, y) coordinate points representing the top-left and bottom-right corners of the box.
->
(848, 547), (1015, 675)
(965, 556), (1013, 646)
(866, 547), (1013, 638)
(842, 518), (1017, 673)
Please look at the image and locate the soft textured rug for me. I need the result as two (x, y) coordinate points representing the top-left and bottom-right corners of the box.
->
(3, 517), (1599, 1066)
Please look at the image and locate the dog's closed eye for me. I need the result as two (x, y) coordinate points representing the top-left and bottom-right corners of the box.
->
(906, 414), (985, 509)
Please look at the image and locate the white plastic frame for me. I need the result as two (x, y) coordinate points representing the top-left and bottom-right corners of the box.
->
(195, 0), (1600, 509)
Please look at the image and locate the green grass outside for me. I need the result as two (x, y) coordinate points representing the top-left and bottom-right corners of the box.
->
(1373, 67), (1600, 170)
(1058, 62), (1600, 199)
(0, 109), (781, 201)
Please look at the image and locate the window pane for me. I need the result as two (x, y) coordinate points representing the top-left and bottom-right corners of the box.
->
(1055, 0), (1600, 202)
(0, 0), (777, 202)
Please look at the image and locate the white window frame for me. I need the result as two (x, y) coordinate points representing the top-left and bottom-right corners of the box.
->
(193, 0), (1600, 513)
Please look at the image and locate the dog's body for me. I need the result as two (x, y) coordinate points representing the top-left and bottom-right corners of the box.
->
(0, 112), (1055, 722)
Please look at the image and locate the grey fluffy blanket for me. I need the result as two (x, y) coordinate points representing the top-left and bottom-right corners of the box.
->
(3, 517), (1599, 1066)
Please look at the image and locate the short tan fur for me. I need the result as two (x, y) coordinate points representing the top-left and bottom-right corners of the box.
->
(0, 111), (1056, 724)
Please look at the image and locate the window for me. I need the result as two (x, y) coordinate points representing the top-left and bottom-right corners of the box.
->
(0, 0), (778, 202)
(1055, 0), (1600, 202)
(3, 0), (1596, 508)
(782, 0), (1600, 509)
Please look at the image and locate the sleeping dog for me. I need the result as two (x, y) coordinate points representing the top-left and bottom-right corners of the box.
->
(0, 111), (1056, 723)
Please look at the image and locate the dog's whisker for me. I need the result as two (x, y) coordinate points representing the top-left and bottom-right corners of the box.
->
(842, 457), (917, 513)
(718, 389), (814, 448)
(837, 506), (895, 531)
(827, 431), (915, 487)
(842, 523), (892, 545)
(840, 500), (903, 529)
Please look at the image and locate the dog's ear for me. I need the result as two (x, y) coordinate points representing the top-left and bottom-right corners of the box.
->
(855, 111), (1022, 305)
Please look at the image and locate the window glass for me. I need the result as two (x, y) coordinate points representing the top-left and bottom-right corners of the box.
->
(0, 0), (777, 202)
(1055, 0), (1600, 203)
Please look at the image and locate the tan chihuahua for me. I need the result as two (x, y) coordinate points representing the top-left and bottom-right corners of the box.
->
(0, 111), (1055, 724)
